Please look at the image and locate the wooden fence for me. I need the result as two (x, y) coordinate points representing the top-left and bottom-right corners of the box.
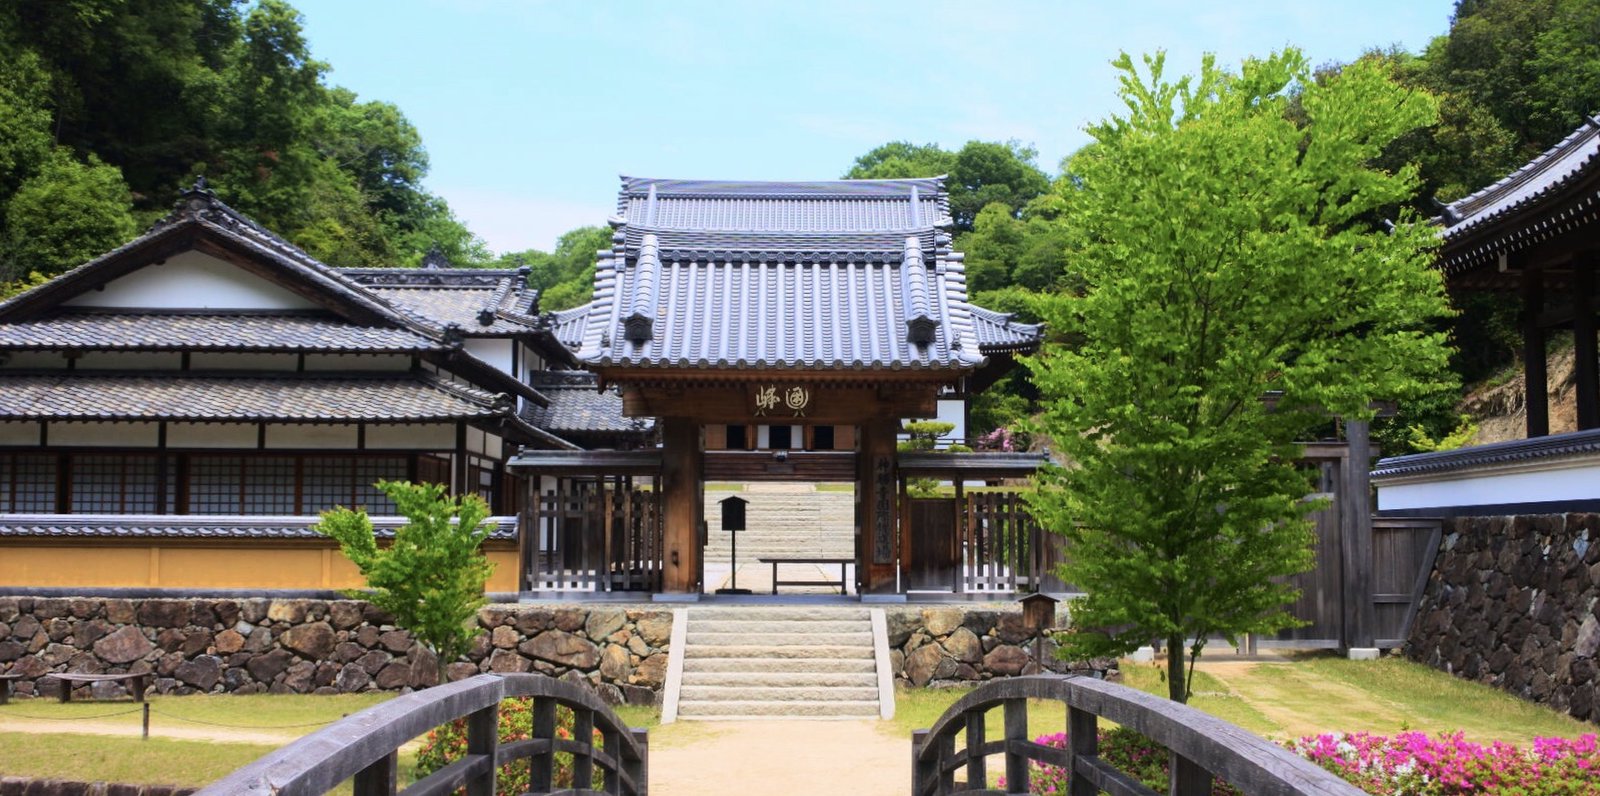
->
(526, 481), (662, 592)
(909, 491), (1067, 595)
(196, 673), (648, 796)
(911, 675), (1363, 796)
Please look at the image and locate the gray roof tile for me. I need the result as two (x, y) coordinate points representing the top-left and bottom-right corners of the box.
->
(0, 372), (509, 423)
(968, 305), (1044, 353)
(0, 311), (439, 352)
(0, 513), (517, 541)
(522, 371), (652, 437)
(1439, 117), (1600, 274)
(366, 285), (538, 336)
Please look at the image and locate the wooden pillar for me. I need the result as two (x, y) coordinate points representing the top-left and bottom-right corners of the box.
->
(1339, 419), (1375, 652)
(858, 417), (900, 593)
(1522, 266), (1549, 438)
(1575, 259), (1598, 430)
(660, 417), (703, 593)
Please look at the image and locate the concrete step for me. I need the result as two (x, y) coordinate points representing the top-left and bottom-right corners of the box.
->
(692, 619), (866, 634)
(682, 643), (873, 660)
(682, 657), (877, 674)
(686, 631), (873, 647)
(689, 607), (869, 621)
(680, 670), (878, 688)
(676, 700), (881, 718)
(679, 685), (881, 702)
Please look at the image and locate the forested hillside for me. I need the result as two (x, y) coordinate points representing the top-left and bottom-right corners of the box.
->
(3, 0), (1596, 450)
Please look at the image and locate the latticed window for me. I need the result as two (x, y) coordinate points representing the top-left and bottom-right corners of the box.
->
(0, 454), (57, 512)
(68, 455), (170, 514)
(189, 456), (296, 515)
(302, 456), (405, 514)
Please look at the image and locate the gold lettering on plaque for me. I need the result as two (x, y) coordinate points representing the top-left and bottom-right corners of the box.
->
(784, 386), (811, 417)
(753, 385), (779, 416)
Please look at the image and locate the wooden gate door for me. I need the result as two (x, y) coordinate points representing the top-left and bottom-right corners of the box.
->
(908, 498), (958, 591)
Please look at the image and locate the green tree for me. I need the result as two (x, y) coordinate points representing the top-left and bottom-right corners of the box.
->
(494, 225), (613, 311)
(845, 139), (1049, 231)
(314, 480), (495, 682)
(3, 150), (138, 280)
(1028, 50), (1452, 703)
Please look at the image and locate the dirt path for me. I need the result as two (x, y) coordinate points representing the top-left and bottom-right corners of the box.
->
(648, 720), (908, 796)
(0, 714), (298, 745)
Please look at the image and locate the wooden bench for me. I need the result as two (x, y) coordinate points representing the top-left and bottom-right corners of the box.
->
(0, 672), (22, 705)
(44, 672), (151, 703)
(756, 557), (853, 595)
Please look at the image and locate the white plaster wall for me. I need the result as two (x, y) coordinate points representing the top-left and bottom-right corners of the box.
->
(935, 399), (966, 445)
(466, 427), (489, 456)
(1377, 458), (1600, 511)
(74, 351), (182, 370)
(64, 251), (319, 310)
(189, 352), (298, 371)
(1, 352), (67, 369)
(465, 338), (514, 376)
(265, 424), (358, 449)
(366, 423), (454, 450)
(0, 422), (41, 446)
(49, 422), (160, 447)
(167, 422), (257, 448)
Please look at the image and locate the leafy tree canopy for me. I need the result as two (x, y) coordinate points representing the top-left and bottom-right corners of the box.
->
(1028, 49), (1453, 702)
(844, 139), (1050, 232)
(315, 480), (495, 682)
(492, 225), (613, 312)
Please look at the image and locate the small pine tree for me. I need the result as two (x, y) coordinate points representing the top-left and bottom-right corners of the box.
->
(315, 480), (495, 683)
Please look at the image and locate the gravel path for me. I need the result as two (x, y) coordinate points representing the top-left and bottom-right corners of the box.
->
(649, 719), (908, 796)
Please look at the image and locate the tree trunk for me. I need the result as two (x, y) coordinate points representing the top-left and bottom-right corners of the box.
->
(1166, 634), (1188, 703)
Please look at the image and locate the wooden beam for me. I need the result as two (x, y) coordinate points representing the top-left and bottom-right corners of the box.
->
(659, 418), (702, 594)
(1575, 258), (1599, 430)
(1340, 419), (1375, 652)
(1523, 266), (1550, 438)
(858, 417), (900, 593)
(620, 383), (938, 423)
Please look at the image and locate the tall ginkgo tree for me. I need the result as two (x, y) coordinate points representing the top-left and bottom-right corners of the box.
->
(1029, 49), (1454, 703)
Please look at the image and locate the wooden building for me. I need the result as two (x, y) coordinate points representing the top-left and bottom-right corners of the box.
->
(0, 183), (644, 591)
(515, 177), (1044, 595)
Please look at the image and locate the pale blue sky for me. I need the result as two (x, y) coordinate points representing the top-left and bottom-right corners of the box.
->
(294, 1), (1458, 254)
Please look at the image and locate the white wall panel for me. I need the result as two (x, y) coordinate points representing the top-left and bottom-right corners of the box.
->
(303, 354), (411, 372)
(1, 352), (67, 369)
(49, 422), (160, 447)
(1377, 457), (1600, 511)
(464, 338), (514, 375)
(64, 251), (318, 310)
(167, 422), (257, 448)
(189, 352), (298, 371)
(366, 423), (455, 450)
(265, 424), (358, 449)
(75, 351), (182, 370)
(0, 422), (42, 446)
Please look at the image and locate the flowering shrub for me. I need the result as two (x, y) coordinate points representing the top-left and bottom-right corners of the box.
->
(974, 428), (1023, 452)
(999, 729), (1600, 796)
(415, 697), (606, 795)
(1288, 732), (1599, 795)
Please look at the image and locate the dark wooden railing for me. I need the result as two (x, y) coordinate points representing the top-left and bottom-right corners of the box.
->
(912, 675), (1361, 796)
(196, 673), (648, 796)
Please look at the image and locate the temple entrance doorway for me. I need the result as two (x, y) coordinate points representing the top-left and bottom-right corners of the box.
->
(701, 422), (857, 595)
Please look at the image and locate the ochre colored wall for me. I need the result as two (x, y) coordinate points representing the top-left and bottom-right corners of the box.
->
(0, 541), (520, 593)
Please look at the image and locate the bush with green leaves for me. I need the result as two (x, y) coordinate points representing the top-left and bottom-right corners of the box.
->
(314, 480), (495, 681)
(415, 698), (606, 794)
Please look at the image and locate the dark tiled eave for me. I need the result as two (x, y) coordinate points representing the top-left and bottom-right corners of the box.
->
(1371, 427), (1600, 479)
(1436, 117), (1600, 276)
(0, 514), (518, 541)
(0, 310), (440, 353)
(897, 451), (1048, 478)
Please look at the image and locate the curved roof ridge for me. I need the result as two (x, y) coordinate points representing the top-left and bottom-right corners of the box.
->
(620, 175), (947, 198)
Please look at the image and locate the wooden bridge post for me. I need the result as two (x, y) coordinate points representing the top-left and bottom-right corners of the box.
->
(531, 696), (557, 792)
(351, 750), (397, 796)
(629, 727), (650, 796)
(1003, 698), (1029, 795)
(911, 728), (931, 795)
(964, 710), (987, 787)
(573, 707), (595, 788)
(466, 701), (499, 796)
(1067, 705), (1097, 796)
(1169, 750), (1211, 796)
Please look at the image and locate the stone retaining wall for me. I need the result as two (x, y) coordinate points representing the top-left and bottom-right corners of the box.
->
(885, 605), (1110, 686)
(0, 597), (670, 705)
(0, 780), (192, 796)
(1405, 513), (1599, 723)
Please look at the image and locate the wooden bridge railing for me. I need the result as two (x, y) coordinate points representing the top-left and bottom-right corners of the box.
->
(196, 673), (648, 796)
(911, 675), (1362, 796)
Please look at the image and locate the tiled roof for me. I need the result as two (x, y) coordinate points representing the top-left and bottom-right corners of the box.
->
(0, 310), (439, 352)
(1371, 427), (1600, 480)
(968, 306), (1043, 353)
(578, 177), (1006, 375)
(0, 371), (510, 423)
(522, 371), (652, 437)
(0, 514), (517, 541)
(365, 285), (538, 337)
(1437, 117), (1600, 275)
(551, 305), (589, 350)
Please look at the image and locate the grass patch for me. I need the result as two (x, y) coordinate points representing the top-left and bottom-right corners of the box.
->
(0, 731), (277, 786)
(814, 483), (856, 492)
(703, 483), (745, 491)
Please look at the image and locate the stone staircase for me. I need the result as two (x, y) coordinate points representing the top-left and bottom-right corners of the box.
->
(703, 485), (855, 564)
(672, 606), (885, 720)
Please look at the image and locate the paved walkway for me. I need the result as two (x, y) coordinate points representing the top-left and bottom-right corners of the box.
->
(649, 719), (907, 796)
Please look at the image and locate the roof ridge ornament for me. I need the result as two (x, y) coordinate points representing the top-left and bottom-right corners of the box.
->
(903, 236), (938, 346)
(421, 244), (450, 270)
(623, 233), (660, 344)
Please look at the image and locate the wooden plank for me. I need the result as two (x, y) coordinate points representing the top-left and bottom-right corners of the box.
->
(1524, 265), (1550, 437)
(660, 418), (702, 593)
(1341, 419), (1375, 650)
(465, 703), (498, 796)
(964, 709), (987, 788)
(859, 418), (899, 592)
(1574, 259), (1598, 430)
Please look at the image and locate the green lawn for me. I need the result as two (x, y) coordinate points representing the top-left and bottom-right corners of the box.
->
(889, 655), (1592, 747)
